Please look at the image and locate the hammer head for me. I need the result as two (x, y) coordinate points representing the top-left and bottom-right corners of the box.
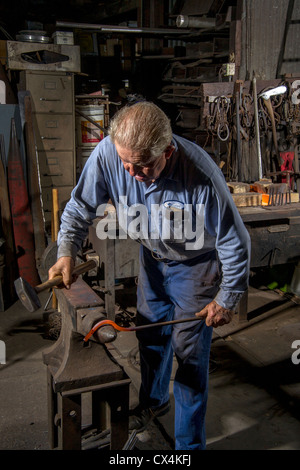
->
(14, 277), (41, 312)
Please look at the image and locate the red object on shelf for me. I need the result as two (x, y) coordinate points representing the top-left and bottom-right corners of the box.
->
(280, 151), (294, 187)
(7, 118), (39, 286)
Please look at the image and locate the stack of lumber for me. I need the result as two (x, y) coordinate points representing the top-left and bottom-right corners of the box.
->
(227, 180), (299, 207)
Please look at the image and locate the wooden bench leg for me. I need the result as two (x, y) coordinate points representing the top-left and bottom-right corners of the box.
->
(58, 394), (82, 450)
(106, 384), (130, 450)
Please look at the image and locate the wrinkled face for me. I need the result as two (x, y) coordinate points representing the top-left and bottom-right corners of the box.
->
(115, 142), (174, 183)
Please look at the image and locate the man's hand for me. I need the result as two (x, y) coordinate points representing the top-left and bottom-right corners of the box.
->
(195, 300), (234, 328)
(48, 256), (76, 290)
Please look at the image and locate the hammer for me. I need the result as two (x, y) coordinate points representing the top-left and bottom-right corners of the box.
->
(259, 85), (287, 167)
(14, 259), (97, 312)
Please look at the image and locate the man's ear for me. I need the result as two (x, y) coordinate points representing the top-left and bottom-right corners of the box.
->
(165, 144), (175, 160)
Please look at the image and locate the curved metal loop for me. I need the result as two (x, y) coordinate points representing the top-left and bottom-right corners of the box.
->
(216, 95), (230, 113)
(217, 123), (230, 142)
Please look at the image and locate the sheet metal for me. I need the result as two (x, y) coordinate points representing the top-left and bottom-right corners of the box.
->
(239, 0), (300, 80)
(282, 0), (300, 74)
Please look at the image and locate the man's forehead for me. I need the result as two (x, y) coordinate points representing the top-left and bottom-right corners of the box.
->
(115, 144), (156, 164)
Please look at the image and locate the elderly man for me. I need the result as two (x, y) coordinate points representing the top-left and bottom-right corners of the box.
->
(49, 101), (250, 450)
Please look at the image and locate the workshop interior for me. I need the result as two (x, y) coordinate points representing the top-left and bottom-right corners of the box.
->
(1, 0), (300, 452)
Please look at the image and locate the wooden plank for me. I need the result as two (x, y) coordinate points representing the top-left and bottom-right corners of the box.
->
(227, 182), (250, 193)
(24, 94), (47, 272)
(232, 192), (262, 207)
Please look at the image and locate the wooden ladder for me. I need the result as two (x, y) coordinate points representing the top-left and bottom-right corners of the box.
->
(276, 0), (299, 78)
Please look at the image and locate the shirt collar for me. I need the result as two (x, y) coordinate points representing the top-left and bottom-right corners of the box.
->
(160, 137), (180, 182)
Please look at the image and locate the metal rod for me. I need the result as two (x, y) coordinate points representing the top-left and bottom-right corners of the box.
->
(253, 76), (263, 180)
(131, 316), (201, 331)
(84, 316), (203, 342)
(176, 15), (216, 29)
(235, 91), (242, 181)
(56, 21), (191, 35)
(264, 97), (282, 166)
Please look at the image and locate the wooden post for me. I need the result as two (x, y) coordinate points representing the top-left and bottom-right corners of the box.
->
(52, 188), (59, 309)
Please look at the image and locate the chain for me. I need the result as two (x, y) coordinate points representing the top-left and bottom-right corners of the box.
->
(206, 96), (231, 142)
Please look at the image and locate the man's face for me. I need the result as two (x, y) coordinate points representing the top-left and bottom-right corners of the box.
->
(115, 142), (174, 183)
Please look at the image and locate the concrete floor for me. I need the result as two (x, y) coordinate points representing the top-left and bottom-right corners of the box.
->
(0, 282), (300, 451)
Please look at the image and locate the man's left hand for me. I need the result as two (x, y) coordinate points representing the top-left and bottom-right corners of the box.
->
(195, 300), (234, 328)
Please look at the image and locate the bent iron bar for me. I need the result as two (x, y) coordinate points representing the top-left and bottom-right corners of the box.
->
(83, 317), (202, 343)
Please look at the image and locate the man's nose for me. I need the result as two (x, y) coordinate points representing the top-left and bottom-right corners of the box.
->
(127, 163), (139, 176)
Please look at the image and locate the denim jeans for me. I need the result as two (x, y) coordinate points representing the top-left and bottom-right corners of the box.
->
(136, 245), (221, 450)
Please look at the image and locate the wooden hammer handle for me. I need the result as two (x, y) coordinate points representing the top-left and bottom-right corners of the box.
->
(264, 98), (282, 166)
(35, 259), (97, 293)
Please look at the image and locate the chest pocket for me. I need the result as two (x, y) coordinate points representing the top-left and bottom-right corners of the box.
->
(161, 200), (187, 244)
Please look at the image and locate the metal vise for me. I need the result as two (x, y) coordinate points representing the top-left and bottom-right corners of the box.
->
(42, 276), (130, 450)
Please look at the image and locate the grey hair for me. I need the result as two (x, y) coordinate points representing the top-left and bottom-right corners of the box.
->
(108, 102), (173, 160)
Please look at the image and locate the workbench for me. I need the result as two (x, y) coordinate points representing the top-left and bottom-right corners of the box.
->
(239, 202), (300, 268)
(236, 202), (300, 322)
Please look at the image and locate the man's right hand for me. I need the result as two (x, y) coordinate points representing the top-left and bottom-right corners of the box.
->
(48, 256), (75, 290)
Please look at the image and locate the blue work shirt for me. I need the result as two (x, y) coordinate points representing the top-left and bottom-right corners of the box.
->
(57, 134), (251, 310)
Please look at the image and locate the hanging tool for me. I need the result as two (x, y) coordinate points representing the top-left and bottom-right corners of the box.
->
(84, 316), (204, 343)
(206, 96), (231, 142)
(259, 86), (287, 167)
(267, 182), (291, 206)
(15, 259), (97, 312)
(252, 76), (263, 180)
(235, 93), (242, 180)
